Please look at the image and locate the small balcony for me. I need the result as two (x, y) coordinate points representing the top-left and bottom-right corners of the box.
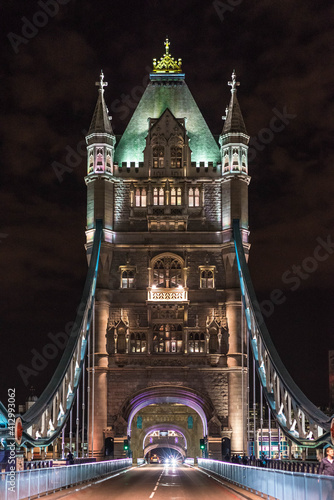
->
(147, 286), (188, 302)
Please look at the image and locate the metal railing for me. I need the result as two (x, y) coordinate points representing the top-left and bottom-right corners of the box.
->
(198, 458), (334, 500)
(0, 458), (132, 500)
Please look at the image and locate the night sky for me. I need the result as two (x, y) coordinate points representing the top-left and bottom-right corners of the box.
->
(1, 0), (334, 410)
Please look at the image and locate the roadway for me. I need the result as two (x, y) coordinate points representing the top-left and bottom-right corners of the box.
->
(47, 464), (256, 500)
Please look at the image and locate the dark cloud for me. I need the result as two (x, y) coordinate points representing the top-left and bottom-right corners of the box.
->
(1, 0), (334, 407)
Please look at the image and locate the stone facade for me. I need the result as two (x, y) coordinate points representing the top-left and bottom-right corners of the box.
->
(85, 44), (250, 461)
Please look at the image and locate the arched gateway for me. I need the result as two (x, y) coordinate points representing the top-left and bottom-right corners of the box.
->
(86, 40), (249, 460)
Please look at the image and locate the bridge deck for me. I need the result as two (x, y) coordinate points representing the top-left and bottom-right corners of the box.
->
(34, 464), (262, 500)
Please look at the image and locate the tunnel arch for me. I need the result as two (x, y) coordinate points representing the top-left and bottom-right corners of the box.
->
(144, 443), (186, 458)
(142, 424), (188, 450)
(122, 386), (214, 437)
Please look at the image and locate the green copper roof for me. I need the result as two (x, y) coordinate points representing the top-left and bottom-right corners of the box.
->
(115, 80), (220, 165)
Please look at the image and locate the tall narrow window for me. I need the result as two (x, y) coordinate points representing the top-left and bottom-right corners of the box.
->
(188, 188), (194, 207)
(153, 146), (164, 168)
(153, 188), (158, 206)
(121, 270), (135, 288)
(135, 189), (141, 207)
(88, 151), (94, 173)
(194, 188), (200, 207)
(177, 188), (182, 206)
(171, 147), (182, 168)
(141, 188), (147, 207)
(96, 148), (104, 171)
(159, 187), (164, 205)
(171, 188), (176, 206)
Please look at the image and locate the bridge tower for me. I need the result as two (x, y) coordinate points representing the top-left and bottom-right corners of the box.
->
(85, 40), (250, 460)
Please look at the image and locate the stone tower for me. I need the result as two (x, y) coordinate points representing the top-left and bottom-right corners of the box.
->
(85, 40), (250, 461)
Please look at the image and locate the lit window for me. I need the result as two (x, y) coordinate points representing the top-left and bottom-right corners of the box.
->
(188, 188), (194, 207)
(189, 187), (200, 207)
(153, 146), (164, 168)
(171, 147), (182, 168)
(171, 188), (176, 206)
(135, 189), (141, 207)
(177, 188), (182, 205)
(189, 333), (205, 353)
(194, 188), (200, 207)
(153, 324), (183, 353)
(159, 187), (164, 205)
(153, 255), (182, 288)
(130, 333), (147, 353)
(141, 188), (147, 207)
(200, 268), (215, 288)
(120, 267), (136, 288)
(153, 188), (158, 206)
(88, 151), (94, 173)
(135, 188), (147, 207)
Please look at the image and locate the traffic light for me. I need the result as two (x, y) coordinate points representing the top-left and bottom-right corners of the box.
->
(123, 439), (129, 451)
(200, 438), (205, 450)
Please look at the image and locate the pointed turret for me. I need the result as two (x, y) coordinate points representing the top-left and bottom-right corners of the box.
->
(219, 70), (250, 238)
(222, 70), (247, 136)
(85, 71), (116, 235)
(88, 71), (114, 135)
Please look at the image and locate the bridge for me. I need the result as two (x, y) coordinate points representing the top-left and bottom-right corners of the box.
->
(1, 40), (334, 500)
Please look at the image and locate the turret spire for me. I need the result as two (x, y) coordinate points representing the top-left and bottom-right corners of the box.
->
(88, 70), (113, 135)
(222, 70), (247, 135)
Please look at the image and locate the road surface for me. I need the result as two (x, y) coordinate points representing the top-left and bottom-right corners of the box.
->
(48, 464), (252, 500)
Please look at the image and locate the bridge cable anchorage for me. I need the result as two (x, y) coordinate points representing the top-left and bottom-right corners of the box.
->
(0, 220), (103, 447)
(232, 219), (333, 448)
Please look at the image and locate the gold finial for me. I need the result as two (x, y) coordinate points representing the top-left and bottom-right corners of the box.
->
(228, 69), (240, 93)
(152, 38), (182, 73)
(164, 36), (170, 55)
(96, 70), (108, 92)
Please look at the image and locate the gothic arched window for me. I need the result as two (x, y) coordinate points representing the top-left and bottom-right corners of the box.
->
(153, 187), (164, 206)
(153, 146), (164, 168)
(135, 188), (141, 207)
(141, 188), (147, 207)
(153, 255), (182, 288)
(171, 146), (182, 168)
(188, 188), (194, 207)
(200, 269), (214, 289)
(153, 324), (182, 353)
(189, 333), (205, 353)
(120, 266), (136, 289)
(135, 188), (147, 207)
(130, 333), (147, 353)
(194, 188), (200, 207)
